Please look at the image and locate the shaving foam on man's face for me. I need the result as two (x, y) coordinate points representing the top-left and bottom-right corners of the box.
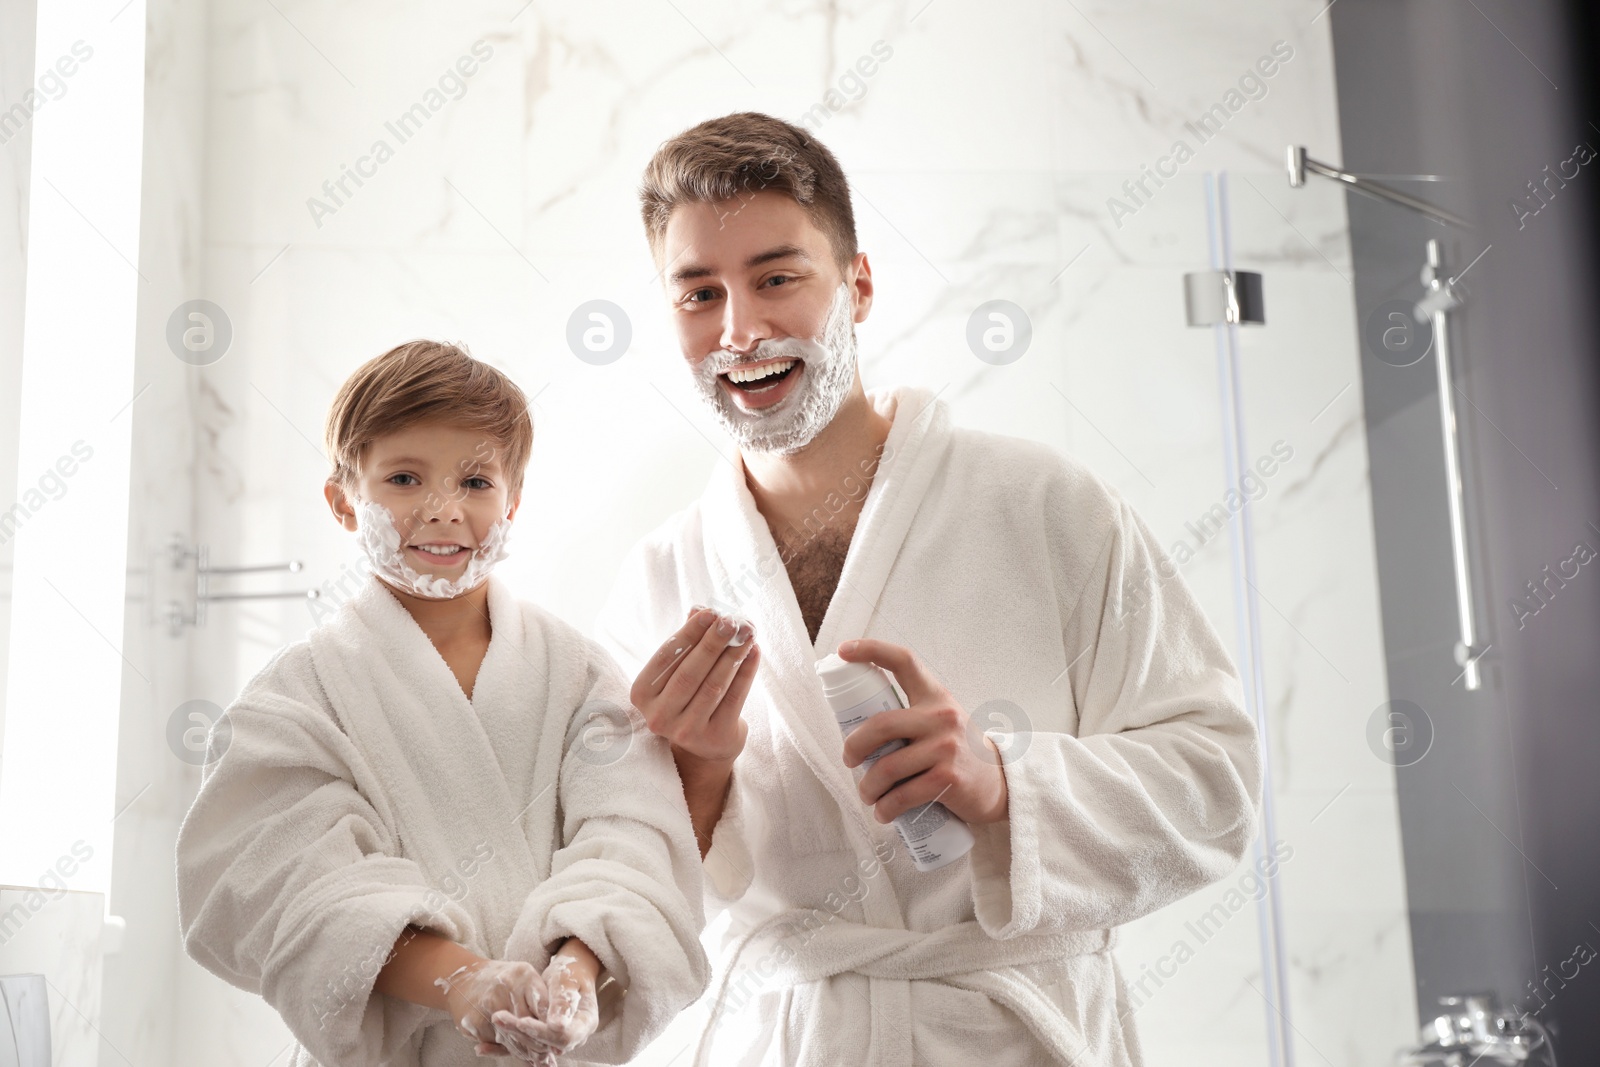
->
(691, 280), (858, 456)
(341, 422), (517, 600)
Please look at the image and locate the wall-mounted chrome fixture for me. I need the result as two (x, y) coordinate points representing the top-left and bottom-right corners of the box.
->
(1399, 992), (1557, 1066)
(1287, 146), (1487, 689)
(1184, 269), (1265, 327)
(1286, 145), (1472, 230)
(167, 534), (320, 636)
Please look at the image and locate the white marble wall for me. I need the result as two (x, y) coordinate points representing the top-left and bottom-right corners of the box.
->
(111, 1), (1417, 1064)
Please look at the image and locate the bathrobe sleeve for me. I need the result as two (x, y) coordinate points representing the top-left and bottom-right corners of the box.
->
(592, 536), (758, 919)
(503, 638), (711, 1065)
(968, 468), (1264, 941)
(175, 646), (476, 1067)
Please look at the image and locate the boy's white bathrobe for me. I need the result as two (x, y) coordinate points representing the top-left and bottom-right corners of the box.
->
(596, 385), (1264, 1066)
(176, 572), (710, 1067)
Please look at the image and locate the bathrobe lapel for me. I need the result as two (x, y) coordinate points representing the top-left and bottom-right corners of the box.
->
(699, 451), (867, 849)
(698, 385), (951, 865)
(308, 574), (546, 947)
(813, 386), (952, 662)
(692, 387), (953, 1067)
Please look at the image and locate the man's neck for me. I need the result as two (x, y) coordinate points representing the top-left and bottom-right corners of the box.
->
(741, 388), (893, 543)
(380, 578), (493, 648)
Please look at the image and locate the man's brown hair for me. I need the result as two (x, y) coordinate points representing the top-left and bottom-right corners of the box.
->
(323, 340), (533, 500)
(639, 111), (858, 273)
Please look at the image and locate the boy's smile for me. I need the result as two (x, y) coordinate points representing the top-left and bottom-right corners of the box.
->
(408, 541), (472, 567)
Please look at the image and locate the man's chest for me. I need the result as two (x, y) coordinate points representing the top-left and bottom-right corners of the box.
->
(779, 525), (855, 644)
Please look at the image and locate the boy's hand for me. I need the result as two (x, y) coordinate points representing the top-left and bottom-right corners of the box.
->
(631, 608), (759, 768)
(490, 1017), (559, 1066)
(434, 958), (547, 1057)
(493, 939), (601, 1058)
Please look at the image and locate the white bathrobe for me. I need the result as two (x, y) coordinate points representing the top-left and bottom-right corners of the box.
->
(176, 571), (710, 1067)
(595, 385), (1263, 1066)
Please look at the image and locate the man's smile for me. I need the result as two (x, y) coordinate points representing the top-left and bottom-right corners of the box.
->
(719, 355), (805, 411)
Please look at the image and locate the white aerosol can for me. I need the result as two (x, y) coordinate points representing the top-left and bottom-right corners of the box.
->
(814, 653), (975, 872)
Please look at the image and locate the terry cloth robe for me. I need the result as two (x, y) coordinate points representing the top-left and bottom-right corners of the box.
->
(176, 571), (711, 1067)
(595, 385), (1263, 1067)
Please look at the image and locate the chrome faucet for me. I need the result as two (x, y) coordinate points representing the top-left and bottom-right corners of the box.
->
(1398, 993), (1558, 1066)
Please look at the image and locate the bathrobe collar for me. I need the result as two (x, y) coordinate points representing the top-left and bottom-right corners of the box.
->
(346, 569), (523, 713)
(698, 384), (953, 850)
(313, 571), (542, 880)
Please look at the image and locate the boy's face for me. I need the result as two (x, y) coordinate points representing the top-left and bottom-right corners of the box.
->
(660, 189), (873, 454)
(327, 421), (520, 579)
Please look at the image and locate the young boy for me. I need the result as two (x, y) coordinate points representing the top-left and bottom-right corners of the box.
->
(176, 340), (711, 1066)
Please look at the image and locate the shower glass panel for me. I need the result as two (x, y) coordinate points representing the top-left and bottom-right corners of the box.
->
(1214, 167), (1424, 1066)
(1297, 158), (1540, 1051)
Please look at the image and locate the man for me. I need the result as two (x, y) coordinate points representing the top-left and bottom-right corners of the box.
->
(595, 111), (1263, 1066)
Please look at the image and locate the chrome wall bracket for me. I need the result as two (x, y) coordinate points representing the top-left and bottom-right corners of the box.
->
(1287, 145), (1472, 230)
(1184, 270), (1265, 327)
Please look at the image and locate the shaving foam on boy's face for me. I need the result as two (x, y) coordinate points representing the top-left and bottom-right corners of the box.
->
(353, 498), (512, 600)
(344, 422), (517, 600)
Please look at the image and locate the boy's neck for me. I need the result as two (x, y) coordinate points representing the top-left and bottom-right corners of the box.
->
(379, 577), (493, 647)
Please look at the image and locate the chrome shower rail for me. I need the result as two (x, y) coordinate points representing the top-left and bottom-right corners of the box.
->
(1418, 240), (1487, 690)
(1285, 148), (1486, 689)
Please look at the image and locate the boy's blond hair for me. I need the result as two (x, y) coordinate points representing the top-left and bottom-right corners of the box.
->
(323, 340), (533, 499)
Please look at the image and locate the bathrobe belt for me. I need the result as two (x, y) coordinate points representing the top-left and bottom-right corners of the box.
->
(695, 914), (1117, 1065)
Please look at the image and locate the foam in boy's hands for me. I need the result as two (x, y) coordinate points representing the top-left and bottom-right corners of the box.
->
(491, 951), (601, 1059)
(434, 959), (549, 1054)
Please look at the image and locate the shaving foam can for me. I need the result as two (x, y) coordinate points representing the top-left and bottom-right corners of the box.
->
(814, 653), (975, 872)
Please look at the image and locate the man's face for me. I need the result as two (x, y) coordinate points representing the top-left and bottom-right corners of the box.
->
(660, 190), (869, 455)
